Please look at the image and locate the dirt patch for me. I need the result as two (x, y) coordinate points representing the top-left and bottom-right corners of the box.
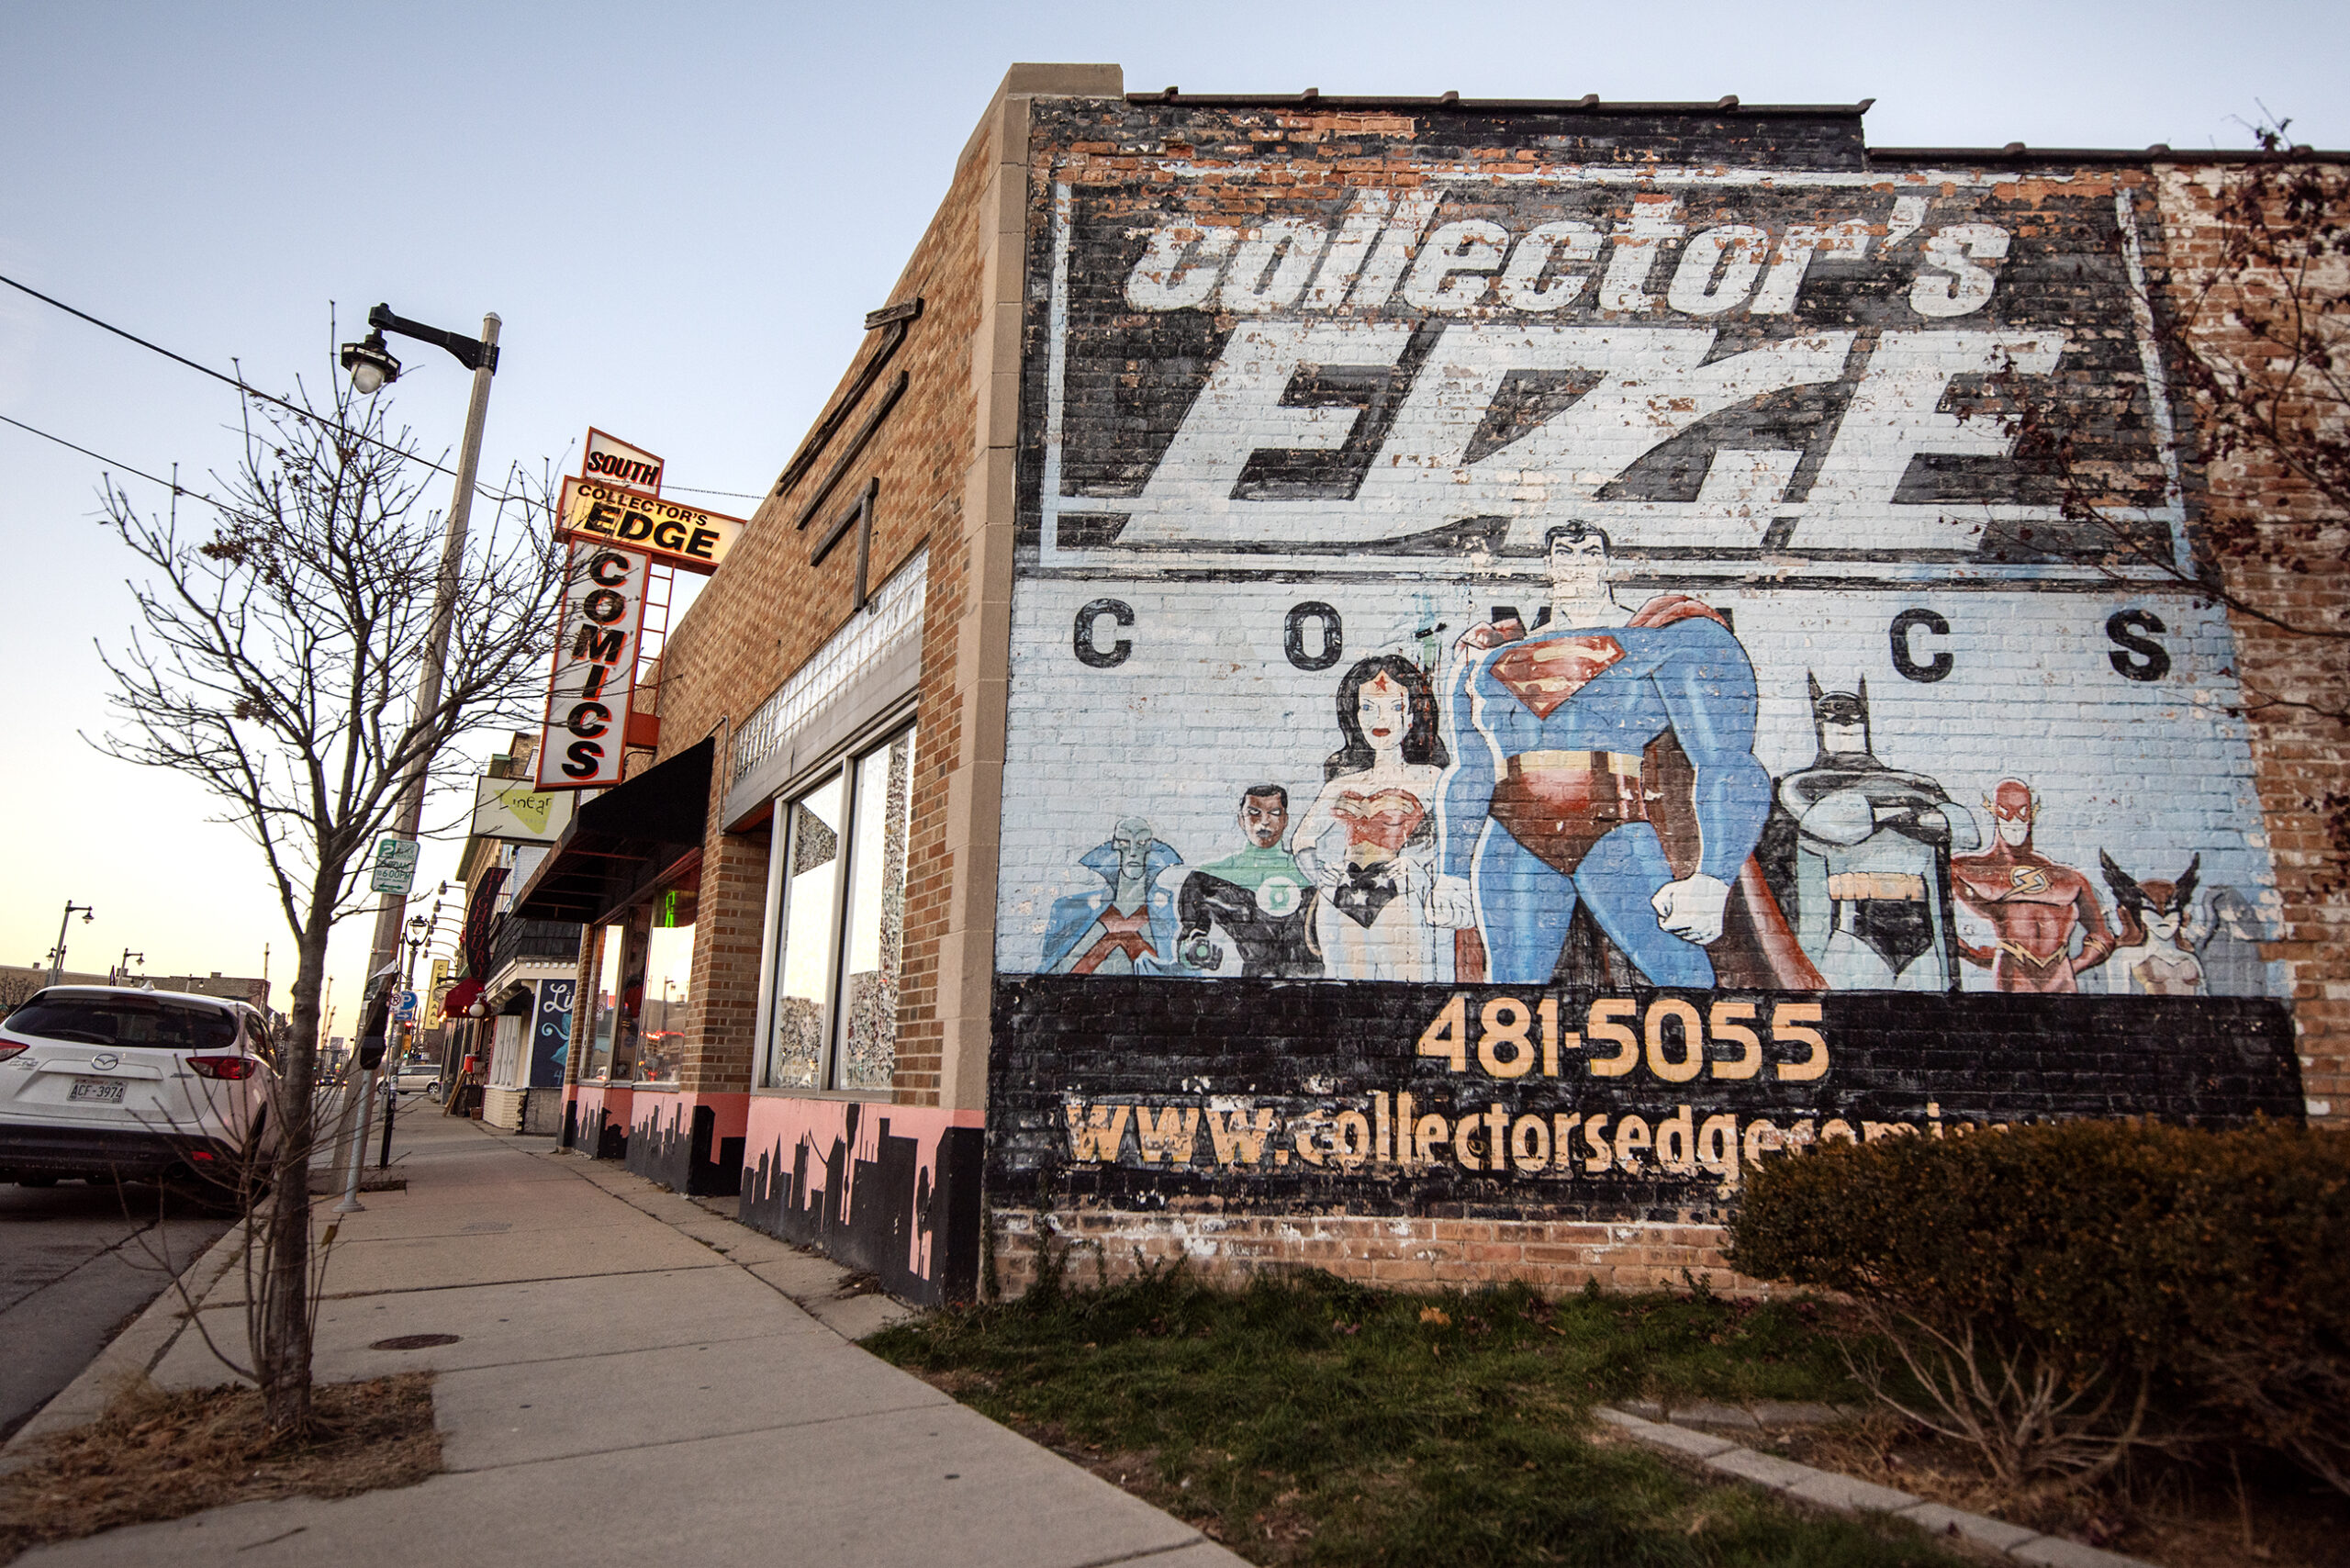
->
(1782, 1414), (2350, 1568)
(0, 1374), (440, 1562)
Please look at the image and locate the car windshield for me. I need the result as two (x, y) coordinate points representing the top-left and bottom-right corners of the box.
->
(6, 994), (240, 1052)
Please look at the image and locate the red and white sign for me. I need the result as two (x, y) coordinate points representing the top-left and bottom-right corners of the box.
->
(582, 428), (664, 497)
(534, 541), (652, 790)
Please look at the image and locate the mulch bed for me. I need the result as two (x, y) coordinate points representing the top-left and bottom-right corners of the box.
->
(0, 1374), (440, 1562)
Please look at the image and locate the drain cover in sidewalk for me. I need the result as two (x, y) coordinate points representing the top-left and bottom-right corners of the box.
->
(370, 1333), (462, 1350)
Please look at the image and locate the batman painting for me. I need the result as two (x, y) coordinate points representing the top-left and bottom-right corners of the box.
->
(1759, 677), (1979, 991)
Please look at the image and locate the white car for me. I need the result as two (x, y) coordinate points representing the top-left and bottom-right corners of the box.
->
(0, 986), (279, 1197)
(393, 1058), (443, 1097)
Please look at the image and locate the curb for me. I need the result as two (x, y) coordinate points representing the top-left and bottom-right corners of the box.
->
(1595, 1406), (2157, 1568)
(0, 1217), (252, 1469)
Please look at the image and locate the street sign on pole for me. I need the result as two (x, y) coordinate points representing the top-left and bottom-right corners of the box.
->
(370, 837), (420, 894)
(394, 991), (418, 1024)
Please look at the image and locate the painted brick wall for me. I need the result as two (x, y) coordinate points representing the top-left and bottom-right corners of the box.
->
(985, 97), (2326, 1296)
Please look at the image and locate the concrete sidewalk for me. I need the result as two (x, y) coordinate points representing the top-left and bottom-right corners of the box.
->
(18, 1114), (1244, 1568)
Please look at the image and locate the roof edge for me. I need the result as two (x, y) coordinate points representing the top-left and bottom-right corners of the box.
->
(1874, 144), (2350, 165)
(1122, 91), (1873, 118)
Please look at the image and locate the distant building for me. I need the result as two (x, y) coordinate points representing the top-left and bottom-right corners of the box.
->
(0, 965), (268, 1012)
(149, 972), (270, 1007)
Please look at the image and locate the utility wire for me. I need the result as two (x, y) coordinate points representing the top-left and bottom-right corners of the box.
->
(0, 410), (232, 512)
(0, 271), (532, 504)
(2, 272), (766, 511)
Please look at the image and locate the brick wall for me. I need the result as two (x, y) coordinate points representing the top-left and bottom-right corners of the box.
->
(992, 1208), (1752, 1298)
(2152, 162), (2350, 1125)
(982, 96), (2328, 1297)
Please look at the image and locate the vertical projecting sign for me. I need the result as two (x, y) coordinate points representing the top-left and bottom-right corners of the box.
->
(534, 541), (652, 788)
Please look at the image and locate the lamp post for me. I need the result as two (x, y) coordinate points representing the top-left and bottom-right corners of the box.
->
(48, 902), (93, 987)
(113, 949), (144, 984)
(339, 302), (500, 1179)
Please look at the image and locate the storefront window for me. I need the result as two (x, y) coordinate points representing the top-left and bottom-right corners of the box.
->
(766, 775), (844, 1088)
(761, 722), (916, 1092)
(584, 923), (624, 1081)
(584, 917), (643, 1082)
(837, 728), (914, 1091)
(637, 881), (697, 1084)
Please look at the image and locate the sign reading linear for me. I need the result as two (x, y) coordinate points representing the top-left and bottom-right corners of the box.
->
(534, 541), (652, 789)
(471, 775), (576, 843)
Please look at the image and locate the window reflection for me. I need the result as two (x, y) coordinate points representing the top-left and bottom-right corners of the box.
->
(637, 884), (696, 1083)
(766, 775), (844, 1088)
(838, 730), (914, 1091)
(585, 923), (625, 1081)
(759, 722), (916, 1093)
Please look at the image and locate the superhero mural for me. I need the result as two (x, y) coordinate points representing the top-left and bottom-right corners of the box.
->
(989, 107), (2301, 1211)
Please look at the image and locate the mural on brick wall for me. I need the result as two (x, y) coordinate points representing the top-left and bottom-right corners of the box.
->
(993, 111), (2302, 1210)
(737, 1096), (984, 1306)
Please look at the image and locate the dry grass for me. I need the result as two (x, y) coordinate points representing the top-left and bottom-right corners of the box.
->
(0, 1374), (440, 1562)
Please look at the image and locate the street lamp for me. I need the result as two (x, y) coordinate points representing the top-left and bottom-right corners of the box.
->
(113, 949), (144, 984)
(332, 297), (500, 1205)
(338, 330), (399, 395)
(49, 902), (93, 987)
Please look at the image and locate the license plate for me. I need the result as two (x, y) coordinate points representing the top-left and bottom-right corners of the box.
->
(69, 1079), (127, 1103)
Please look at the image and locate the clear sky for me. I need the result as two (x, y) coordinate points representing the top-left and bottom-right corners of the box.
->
(4, 0), (2344, 1034)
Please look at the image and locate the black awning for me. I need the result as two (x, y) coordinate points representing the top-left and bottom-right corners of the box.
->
(509, 738), (713, 924)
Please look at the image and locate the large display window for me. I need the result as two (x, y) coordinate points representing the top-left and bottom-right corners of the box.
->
(636, 876), (698, 1083)
(759, 722), (916, 1092)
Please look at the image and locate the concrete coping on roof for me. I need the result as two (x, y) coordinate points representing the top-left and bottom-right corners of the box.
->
(1595, 1406), (2159, 1567)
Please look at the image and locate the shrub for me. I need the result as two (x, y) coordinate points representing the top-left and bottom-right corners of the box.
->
(1727, 1118), (2350, 1493)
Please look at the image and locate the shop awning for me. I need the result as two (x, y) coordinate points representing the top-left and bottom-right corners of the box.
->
(508, 738), (713, 924)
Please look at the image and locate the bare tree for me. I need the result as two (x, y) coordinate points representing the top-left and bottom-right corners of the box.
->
(89, 347), (565, 1433)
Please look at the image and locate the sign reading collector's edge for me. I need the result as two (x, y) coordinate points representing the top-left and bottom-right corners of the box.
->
(1024, 165), (2184, 576)
(989, 978), (2301, 1215)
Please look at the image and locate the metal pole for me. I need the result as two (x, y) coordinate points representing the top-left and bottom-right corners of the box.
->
(334, 1070), (374, 1213)
(378, 1070), (397, 1169)
(50, 902), (90, 987)
(353, 312), (498, 1171)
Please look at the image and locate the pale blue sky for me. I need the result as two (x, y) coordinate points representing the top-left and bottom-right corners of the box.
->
(3, 0), (2343, 1026)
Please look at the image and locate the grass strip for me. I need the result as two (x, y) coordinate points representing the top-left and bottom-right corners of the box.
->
(869, 1263), (1962, 1565)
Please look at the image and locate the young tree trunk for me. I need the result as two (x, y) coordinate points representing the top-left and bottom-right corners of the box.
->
(257, 882), (337, 1435)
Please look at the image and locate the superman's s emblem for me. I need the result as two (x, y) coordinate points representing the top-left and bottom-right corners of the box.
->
(1490, 636), (1627, 719)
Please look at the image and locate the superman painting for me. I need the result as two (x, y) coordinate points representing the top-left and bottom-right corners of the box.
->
(1433, 523), (1821, 991)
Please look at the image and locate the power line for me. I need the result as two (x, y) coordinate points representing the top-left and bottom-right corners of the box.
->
(0, 410), (231, 512)
(665, 484), (765, 501)
(2, 272), (768, 511)
(0, 271), (538, 506)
